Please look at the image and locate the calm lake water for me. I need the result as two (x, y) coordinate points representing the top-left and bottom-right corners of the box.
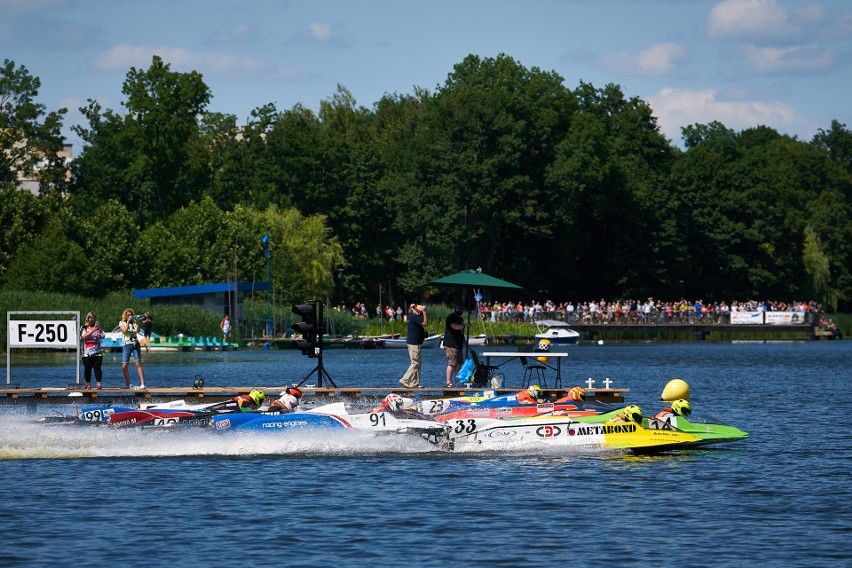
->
(1, 341), (850, 567)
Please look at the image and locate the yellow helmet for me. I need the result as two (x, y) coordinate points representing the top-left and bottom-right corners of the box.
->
(528, 385), (543, 400)
(671, 399), (692, 417)
(568, 386), (586, 404)
(249, 389), (265, 406)
(622, 405), (643, 424)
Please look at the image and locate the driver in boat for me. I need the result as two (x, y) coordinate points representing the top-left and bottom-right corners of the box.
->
(233, 389), (266, 412)
(371, 393), (417, 414)
(653, 399), (691, 421)
(516, 385), (546, 404)
(554, 386), (587, 406)
(607, 405), (644, 425)
(268, 387), (303, 413)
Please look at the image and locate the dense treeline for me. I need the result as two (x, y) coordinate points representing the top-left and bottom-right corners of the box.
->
(2, 54), (851, 311)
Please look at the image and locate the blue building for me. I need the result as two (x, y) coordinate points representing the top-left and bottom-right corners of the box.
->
(133, 281), (271, 318)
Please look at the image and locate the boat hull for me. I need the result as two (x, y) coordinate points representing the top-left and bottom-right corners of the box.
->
(382, 335), (442, 349)
(444, 415), (700, 452)
(571, 409), (749, 446)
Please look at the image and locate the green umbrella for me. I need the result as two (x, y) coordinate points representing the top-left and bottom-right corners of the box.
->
(424, 269), (522, 289)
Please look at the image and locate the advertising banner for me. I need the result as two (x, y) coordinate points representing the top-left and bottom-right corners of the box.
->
(764, 311), (807, 325)
(730, 311), (764, 325)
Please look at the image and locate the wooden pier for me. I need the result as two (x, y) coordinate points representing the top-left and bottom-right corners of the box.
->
(0, 385), (627, 405)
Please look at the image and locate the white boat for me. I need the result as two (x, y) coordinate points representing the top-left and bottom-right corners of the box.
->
(382, 334), (443, 349)
(442, 414), (700, 453)
(440, 333), (488, 348)
(534, 320), (580, 346)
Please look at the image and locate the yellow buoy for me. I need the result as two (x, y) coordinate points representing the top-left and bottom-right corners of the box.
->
(661, 378), (690, 401)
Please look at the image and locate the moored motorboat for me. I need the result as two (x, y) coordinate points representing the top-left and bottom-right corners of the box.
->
(534, 319), (580, 346)
(382, 334), (442, 349)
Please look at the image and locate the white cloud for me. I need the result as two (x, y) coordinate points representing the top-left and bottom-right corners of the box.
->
(647, 87), (806, 142)
(293, 21), (351, 47)
(602, 42), (687, 76)
(307, 22), (333, 42)
(707, 0), (799, 40)
(740, 44), (836, 73)
(92, 44), (300, 79)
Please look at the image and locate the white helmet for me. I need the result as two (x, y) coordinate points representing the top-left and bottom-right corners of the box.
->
(384, 393), (404, 411)
(278, 394), (298, 412)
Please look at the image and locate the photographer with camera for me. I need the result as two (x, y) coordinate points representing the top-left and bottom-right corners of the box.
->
(399, 303), (428, 389)
(119, 308), (147, 390)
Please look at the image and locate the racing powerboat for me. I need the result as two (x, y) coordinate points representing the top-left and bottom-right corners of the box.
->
(442, 413), (701, 453)
(416, 390), (605, 421)
(569, 408), (749, 447)
(38, 399), (449, 445)
(209, 401), (449, 444)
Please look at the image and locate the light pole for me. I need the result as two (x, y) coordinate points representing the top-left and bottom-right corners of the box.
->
(337, 267), (345, 308)
(262, 233), (271, 338)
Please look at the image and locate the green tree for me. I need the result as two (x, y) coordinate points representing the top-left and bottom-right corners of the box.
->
(4, 217), (90, 295)
(802, 225), (833, 309)
(139, 197), (227, 287)
(812, 120), (852, 175)
(396, 54), (576, 295)
(0, 59), (67, 190)
(72, 56), (211, 226)
(546, 82), (675, 299)
(78, 199), (143, 294)
(0, 186), (52, 286)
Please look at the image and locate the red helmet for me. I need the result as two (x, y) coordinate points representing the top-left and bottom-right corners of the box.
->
(285, 387), (303, 399)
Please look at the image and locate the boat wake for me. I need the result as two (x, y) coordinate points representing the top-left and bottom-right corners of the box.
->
(0, 414), (439, 459)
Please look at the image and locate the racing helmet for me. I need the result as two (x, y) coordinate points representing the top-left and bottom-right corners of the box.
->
(285, 387), (304, 399)
(528, 385), (543, 400)
(622, 405), (643, 424)
(671, 399), (692, 417)
(279, 394), (298, 412)
(568, 386), (587, 404)
(249, 389), (266, 406)
(384, 393), (404, 411)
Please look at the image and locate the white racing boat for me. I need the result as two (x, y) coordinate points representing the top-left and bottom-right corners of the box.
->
(441, 414), (700, 453)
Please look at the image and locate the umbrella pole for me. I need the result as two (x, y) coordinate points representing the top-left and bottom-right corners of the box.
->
(465, 307), (471, 359)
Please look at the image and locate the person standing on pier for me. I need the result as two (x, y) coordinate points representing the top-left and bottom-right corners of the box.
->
(80, 312), (105, 389)
(220, 314), (231, 344)
(443, 304), (466, 387)
(120, 308), (146, 389)
(138, 311), (153, 352)
(399, 304), (427, 388)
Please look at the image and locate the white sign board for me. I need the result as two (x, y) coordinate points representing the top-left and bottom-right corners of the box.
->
(8, 320), (78, 348)
(730, 311), (764, 325)
(764, 311), (806, 325)
(7, 311), (80, 385)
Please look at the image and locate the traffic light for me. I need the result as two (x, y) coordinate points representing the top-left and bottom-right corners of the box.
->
(292, 301), (319, 357)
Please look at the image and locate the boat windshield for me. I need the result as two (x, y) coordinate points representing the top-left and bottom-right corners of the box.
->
(688, 413), (731, 426)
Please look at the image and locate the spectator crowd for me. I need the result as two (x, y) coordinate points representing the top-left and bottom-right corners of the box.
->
(337, 298), (824, 326)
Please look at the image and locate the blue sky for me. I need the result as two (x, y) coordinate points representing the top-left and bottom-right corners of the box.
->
(2, 0), (850, 152)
